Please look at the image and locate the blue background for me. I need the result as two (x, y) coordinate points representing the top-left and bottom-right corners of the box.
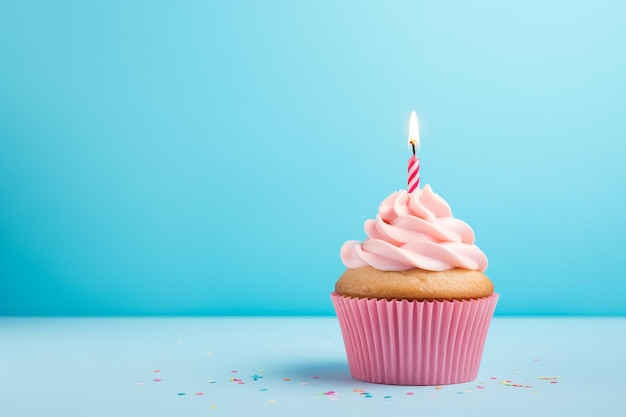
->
(1, 0), (625, 316)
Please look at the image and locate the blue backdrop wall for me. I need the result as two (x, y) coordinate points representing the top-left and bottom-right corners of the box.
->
(1, 0), (625, 316)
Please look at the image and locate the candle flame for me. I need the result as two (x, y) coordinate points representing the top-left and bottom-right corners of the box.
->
(408, 110), (420, 150)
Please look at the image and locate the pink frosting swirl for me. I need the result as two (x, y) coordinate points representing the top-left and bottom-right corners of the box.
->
(341, 185), (488, 272)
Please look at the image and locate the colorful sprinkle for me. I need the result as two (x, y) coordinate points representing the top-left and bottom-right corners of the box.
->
(324, 391), (340, 401)
(177, 392), (186, 396)
(283, 378), (291, 381)
(354, 390), (373, 398)
(406, 392), (414, 396)
(153, 378), (162, 382)
(260, 388), (268, 392)
(196, 392), (204, 396)
(210, 405), (217, 410)
(499, 379), (536, 388)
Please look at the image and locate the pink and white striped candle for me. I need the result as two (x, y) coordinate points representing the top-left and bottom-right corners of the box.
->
(408, 154), (419, 193)
(407, 111), (420, 194)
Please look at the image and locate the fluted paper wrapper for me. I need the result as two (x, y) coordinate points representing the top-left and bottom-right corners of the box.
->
(331, 292), (498, 386)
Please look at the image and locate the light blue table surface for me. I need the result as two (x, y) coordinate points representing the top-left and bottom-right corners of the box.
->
(1, 317), (624, 416)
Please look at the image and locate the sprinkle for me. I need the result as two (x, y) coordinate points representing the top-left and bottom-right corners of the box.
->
(177, 392), (186, 396)
(353, 389), (365, 393)
(533, 358), (540, 362)
(550, 381), (558, 384)
(301, 382), (308, 385)
(532, 391), (538, 395)
(231, 370), (238, 373)
(515, 371), (522, 374)
(490, 377), (498, 380)
(406, 392), (414, 396)
(153, 378), (162, 382)
(196, 392), (204, 396)
(283, 378), (291, 381)
(206, 380), (216, 384)
(324, 391), (340, 400)
(251, 374), (264, 381)
(153, 370), (161, 373)
(210, 405), (217, 410)
(136, 382), (144, 387)
(257, 369), (265, 373)
(268, 400), (277, 404)
(538, 376), (562, 381)
(457, 391), (465, 394)
(383, 395), (392, 400)
(260, 388), (268, 392)
(476, 385), (485, 390)
(311, 376), (319, 379)
(434, 386), (443, 390)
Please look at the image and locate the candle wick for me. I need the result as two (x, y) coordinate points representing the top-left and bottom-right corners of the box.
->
(410, 141), (416, 156)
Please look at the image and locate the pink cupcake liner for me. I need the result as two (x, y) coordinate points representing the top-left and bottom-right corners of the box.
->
(331, 292), (499, 386)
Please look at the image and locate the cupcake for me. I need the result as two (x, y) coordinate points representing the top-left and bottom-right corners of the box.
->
(332, 185), (498, 386)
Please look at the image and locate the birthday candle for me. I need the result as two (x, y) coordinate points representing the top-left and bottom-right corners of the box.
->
(407, 110), (420, 194)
